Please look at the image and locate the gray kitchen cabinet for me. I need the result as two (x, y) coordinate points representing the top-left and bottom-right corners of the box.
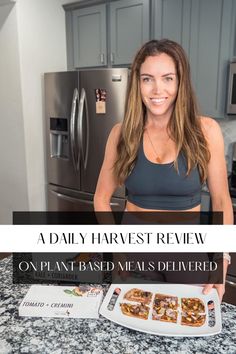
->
(152, 0), (191, 54)
(71, 4), (107, 68)
(188, 0), (234, 118)
(153, 0), (236, 119)
(110, 0), (150, 65)
(65, 0), (235, 115)
(65, 0), (150, 68)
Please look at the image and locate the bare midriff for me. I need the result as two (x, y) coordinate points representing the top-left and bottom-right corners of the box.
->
(126, 200), (201, 212)
(125, 201), (201, 223)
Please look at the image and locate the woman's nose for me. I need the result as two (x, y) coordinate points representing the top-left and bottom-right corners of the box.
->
(152, 80), (162, 94)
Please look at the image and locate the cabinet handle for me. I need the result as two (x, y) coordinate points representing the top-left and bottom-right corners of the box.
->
(110, 52), (114, 63)
(100, 53), (104, 64)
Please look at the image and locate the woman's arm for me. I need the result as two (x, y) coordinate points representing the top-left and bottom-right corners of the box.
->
(201, 117), (233, 302)
(94, 123), (122, 211)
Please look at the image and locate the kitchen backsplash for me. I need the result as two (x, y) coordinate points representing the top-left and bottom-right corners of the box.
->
(217, 119), (236, 172)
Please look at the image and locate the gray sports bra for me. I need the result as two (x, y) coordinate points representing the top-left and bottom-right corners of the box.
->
(125, 139), (202, 210)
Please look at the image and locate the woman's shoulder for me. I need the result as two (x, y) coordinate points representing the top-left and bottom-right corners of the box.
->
(111, 122), (122, 135)
(108, 123), (122, 141)
(106, 123), (122, 148)
(199, 116), (222, 139)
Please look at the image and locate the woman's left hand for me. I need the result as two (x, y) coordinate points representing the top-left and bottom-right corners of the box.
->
(202, 258), (229, 305)
(202, 283), (225, 303)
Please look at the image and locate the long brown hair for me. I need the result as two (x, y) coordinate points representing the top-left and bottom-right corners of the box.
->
(114, 39), (210, 184)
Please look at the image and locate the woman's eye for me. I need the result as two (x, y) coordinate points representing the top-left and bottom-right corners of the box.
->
(142, 77), (152, 82)
(164, 76), (173, 82)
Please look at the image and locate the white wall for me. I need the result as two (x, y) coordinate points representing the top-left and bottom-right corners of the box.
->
(0, 3), (28, 224)
(0, 0), (78, 223)
(16, 0), (72, 212)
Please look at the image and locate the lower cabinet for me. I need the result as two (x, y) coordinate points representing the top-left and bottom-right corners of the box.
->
(225, 253), (236, 305)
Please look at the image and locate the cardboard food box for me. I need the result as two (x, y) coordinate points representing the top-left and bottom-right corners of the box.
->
(19, 285), (103, 318)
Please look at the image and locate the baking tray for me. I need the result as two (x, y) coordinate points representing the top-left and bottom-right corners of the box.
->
(99, 284), (222, 336)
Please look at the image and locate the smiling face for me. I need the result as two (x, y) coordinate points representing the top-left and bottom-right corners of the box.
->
(139, 53), (178, 121)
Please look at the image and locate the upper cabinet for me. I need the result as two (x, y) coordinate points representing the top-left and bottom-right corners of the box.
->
(72, 4), (107, 68)
(65, 0), (236, 118)
(109, 0), (150, 65)
(65, 0), (150, 69)
(152, 0), (191, 54)
(153, 0), (236, 119)
(188, 0), (235, 118)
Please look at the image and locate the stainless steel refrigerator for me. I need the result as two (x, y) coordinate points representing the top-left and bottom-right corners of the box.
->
(44, 69), (128, 211)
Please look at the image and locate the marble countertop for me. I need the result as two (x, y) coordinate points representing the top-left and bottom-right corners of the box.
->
(1, 257), (236, 354)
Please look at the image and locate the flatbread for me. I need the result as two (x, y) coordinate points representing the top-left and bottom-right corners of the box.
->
(181, 297), (206, 327)
(152, 293), (178, 323)
(124, 288), (153, 305)
(120, 303), (149, 320)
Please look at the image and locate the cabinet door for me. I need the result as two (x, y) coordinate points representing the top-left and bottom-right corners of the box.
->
(153, 0), (235, 118)
(188, 0), (233, 118)
(110, 0), (150, 65)
(153, 0), (191, 55)
(72, 4), (107, 68)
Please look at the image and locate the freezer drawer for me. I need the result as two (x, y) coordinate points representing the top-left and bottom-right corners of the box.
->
(47, 185), (126, 212)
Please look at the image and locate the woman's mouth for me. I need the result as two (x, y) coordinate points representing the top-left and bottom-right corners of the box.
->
(150, 97), (167, 105)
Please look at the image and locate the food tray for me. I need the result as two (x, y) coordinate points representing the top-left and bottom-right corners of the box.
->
(99, 284), (222, 336)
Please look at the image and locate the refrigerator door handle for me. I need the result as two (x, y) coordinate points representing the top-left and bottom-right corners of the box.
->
(50, 190), (94, 205)
(70, 88), (79, 170)
(78, 88), (89, 170)
(84, 89), (89, 169)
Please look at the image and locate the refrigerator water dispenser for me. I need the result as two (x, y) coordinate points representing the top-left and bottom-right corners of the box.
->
(50, 118), (69, 158)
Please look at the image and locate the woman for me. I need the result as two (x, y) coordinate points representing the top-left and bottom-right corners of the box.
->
(94, 39), (233, 301)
